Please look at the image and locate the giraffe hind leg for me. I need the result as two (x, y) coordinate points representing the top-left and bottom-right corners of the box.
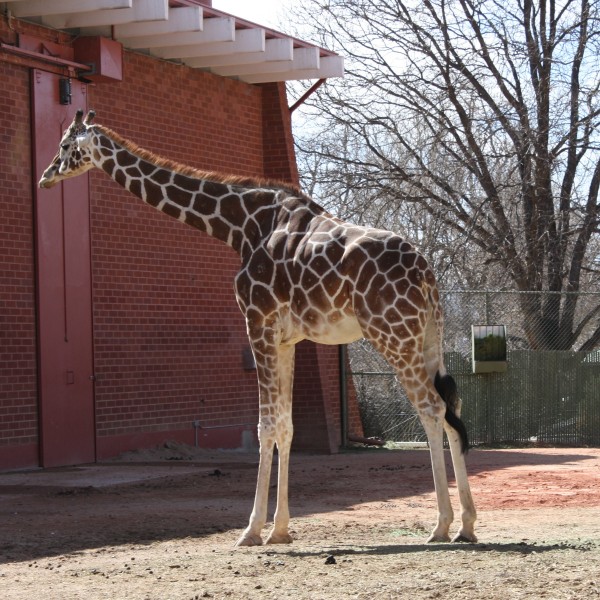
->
(436, 372), (477, 541)
(434, 372), (469, 454)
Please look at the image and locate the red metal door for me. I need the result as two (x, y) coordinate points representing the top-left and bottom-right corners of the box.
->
(32, 69), (96, 467)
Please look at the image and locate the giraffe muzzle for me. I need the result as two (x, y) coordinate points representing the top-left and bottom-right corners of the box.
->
(38, 175), (57, 189)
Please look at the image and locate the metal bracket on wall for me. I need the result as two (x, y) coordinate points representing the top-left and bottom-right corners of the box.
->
(289, 78), (326, 114)
(0, 42), (89, 76)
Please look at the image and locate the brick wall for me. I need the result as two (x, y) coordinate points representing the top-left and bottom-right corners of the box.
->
(0, 21), (358, 467)
(0, 61), (38, 468)
(89, 51), (265, 456)
(89, 52), (353, 456)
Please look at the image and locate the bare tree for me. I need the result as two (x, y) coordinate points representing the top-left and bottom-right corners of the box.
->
(295, 121), (505, 289)
(291, 0), (600, 350)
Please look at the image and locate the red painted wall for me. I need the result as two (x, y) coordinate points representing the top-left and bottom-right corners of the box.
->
(0, 60), (39, 468)
(0, 18), (361, 468)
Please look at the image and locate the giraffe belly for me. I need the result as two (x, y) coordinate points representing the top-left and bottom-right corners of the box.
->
(311, 316), (364, 344)
(297, 312), (363, 346)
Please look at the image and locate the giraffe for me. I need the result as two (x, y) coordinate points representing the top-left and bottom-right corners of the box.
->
(39, 110), (477, 546)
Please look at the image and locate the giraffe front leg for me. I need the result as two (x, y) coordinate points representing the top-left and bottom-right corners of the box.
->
(235, 320), (278, 548)
(266, 344), (295, 545)
(266, 428), (293, 544)
(265, 450), (293, 544)
(235, 328), (295, 547)
(235, 425), (275, 547)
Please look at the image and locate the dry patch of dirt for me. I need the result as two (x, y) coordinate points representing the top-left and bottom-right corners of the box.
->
(1, 446), (599, 599)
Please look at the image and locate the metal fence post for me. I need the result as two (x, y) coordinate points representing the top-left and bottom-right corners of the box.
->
(339, 344), (348, 448)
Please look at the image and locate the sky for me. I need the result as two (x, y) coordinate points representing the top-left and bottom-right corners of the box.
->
(211, 1), (297, 32)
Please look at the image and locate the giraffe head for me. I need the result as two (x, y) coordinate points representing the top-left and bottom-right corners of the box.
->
(38, 109), (97, 189)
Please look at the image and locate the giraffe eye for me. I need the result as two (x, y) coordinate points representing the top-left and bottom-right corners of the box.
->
(61, 144), (69, 151)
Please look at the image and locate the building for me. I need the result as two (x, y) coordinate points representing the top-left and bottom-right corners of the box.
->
(0, 0), (361, 470)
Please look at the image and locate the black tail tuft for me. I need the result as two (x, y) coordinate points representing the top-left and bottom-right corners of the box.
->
(434, 371), (469, 454)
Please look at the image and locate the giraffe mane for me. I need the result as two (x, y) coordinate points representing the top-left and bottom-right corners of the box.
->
(94, 124), (304, 197)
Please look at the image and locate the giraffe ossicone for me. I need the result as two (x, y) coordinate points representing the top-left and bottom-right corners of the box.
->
(39, 110), (477, 546)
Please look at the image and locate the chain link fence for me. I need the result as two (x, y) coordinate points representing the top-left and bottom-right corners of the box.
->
(349, 291), (600, 446)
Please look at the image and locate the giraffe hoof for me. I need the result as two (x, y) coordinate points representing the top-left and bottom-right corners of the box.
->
(427, 532), (451, 543)
(266, 531), (293, 545)
(235, 532), (263, 547)
(452, 532), (478, 543)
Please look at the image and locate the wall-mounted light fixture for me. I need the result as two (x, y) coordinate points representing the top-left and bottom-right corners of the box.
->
(242, 346), (256, 370)
(58, 78), (71, 105)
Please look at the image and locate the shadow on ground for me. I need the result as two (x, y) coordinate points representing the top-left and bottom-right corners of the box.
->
(0, 447), (598, 564)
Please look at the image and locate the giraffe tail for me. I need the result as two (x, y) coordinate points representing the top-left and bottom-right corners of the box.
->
(434, 371), (469, 454)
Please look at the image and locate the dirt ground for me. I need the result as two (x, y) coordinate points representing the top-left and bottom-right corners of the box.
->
(1, 445), (599, 600)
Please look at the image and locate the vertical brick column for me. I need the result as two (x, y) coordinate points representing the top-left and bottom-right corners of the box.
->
(260, 81), (347, 452)
(260, 82), (300, 185)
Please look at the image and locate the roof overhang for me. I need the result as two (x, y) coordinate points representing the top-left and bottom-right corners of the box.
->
(4, 0), (344, 84)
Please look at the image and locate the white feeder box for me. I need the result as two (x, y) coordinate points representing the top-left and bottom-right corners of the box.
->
(472, 325), (508, 374)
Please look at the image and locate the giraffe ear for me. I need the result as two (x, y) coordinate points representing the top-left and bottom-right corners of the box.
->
(84, 110), (96, 125)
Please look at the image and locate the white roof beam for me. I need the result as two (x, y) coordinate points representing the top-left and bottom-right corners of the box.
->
(42, 0), (168, 29)
(213, 47), (319, 78)
(151, 28), (264, 60)
(184, 38), (293, 69)
(240, 55), (345, 84)
(113, 6), (203, 38)
(7, 1), (344, 84)
(8, 0), (131, 18)
(120, 17), (235, 49)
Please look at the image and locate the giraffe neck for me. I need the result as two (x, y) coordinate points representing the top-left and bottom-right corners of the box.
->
(90, 126), (278, 256)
